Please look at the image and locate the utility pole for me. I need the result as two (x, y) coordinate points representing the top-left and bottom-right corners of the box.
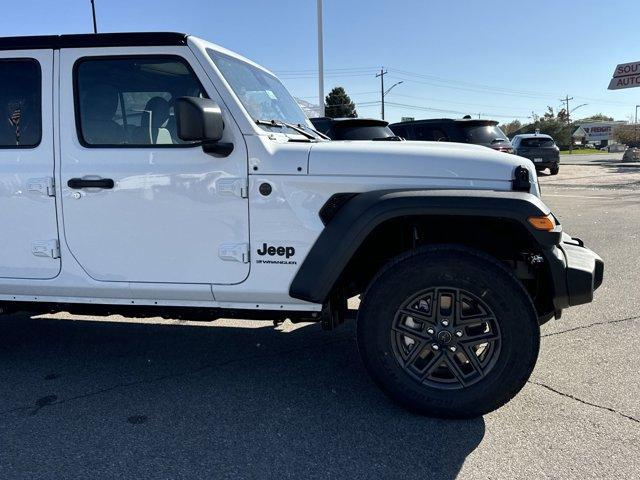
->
(317, 0), (325, 117)
(560, 95), (574, 153)
(90, 0), (98, 34)
(376, 68), (387, 120)
(635, 105), (639, 144)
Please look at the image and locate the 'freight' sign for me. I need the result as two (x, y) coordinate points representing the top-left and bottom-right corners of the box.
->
(609, 61), (640, 90)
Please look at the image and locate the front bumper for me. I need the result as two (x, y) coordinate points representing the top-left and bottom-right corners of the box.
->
(546, 233), (604, 309)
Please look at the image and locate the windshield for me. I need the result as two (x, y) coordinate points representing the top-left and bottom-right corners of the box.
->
(208, 49), (309, 130)
(521, 137), (555, 148)
(463, 124), (508, 144)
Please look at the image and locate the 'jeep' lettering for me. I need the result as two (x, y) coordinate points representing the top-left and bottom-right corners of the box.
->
(257, 243), (295, 259)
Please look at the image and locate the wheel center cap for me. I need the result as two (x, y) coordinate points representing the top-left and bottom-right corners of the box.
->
(437, 330), (453, 345)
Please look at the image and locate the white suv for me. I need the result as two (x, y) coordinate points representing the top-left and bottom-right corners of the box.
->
(0, 32), (602, 418)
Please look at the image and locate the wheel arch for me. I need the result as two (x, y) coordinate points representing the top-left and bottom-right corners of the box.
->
(289, 189), (560, 316)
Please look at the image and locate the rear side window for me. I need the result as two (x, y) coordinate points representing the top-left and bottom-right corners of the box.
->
(521, 137), (555, 148)
(75, 56), (206, 147)
(463, 125), (508, 144)
(410, 125), (450, 141)
(0, 59), (41, 148)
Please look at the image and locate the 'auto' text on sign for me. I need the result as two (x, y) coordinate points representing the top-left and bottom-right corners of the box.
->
(608, 74), (640, 90)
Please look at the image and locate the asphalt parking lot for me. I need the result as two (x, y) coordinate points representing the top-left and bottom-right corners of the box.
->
(0, 165), (638, 479)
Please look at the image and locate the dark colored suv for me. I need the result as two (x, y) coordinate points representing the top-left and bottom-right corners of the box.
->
(389, 118), (513, 153)
(310, 117), (401, 141)
(511, 134), (560, 175)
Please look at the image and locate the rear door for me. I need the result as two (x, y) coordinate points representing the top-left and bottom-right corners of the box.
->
(58, 46), (250, 285)
(0, 50), (60, 279)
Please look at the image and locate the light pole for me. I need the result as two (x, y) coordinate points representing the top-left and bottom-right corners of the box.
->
(90, 0), (98, 33)
(317, 0), (324, 117)
(635, 105), (639, 144)
(569, 103), (587, 150)
(378, 78), (403, 120)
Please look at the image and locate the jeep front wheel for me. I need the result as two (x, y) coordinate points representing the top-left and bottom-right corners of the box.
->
(357, 247), (540, 418)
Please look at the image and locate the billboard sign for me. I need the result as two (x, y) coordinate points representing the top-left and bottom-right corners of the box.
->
(574, 121), (627, 142)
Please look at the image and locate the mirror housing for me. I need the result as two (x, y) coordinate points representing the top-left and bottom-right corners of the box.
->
(175, 97), (233, 156)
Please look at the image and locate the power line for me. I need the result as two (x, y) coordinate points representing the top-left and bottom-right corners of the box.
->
(382, 101), (531, 119)
(387, 67), (631, 106)
(274, 66), (378, 74)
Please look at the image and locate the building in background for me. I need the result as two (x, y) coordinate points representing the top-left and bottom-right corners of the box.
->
(572, 120), (627, 147)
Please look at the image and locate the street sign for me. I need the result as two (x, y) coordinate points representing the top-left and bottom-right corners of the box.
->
(612, 61), (640, 78)
(608, 74), (640, 90)
(609, 61), (640, 90)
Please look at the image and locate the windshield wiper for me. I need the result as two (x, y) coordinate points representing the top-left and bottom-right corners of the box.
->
(256, 119), (317, 140)
(297, 123), (331, 140)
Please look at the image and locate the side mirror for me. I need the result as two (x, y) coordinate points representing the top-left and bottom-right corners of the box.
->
(175, 97), (233, 156)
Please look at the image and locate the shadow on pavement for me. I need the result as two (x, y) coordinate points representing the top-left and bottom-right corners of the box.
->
(0, 313), (485, 479)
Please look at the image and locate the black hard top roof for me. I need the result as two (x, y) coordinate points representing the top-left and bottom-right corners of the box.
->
(390, 118), (499, 127)
(0, 32), (188, 51)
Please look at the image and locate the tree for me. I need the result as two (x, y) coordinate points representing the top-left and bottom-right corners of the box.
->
(324, 86), (357, 118)
(577, 113), (614, 122)
(516, 106), (572, 148)
(499, 119), (522, 137)
(613, 124), (640, 146)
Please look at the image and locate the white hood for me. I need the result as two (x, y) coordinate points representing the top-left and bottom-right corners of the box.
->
(308, 140), (538, 195)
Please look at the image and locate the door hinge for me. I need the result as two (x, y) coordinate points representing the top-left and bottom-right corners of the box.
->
(218, 243), (250, 263)
(27, 177), (55, 197)
(217, 177), (248, 199)
(32, 239), (60, 259)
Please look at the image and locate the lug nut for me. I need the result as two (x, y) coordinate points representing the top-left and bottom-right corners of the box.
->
(432, 344), (439, 351)
(441, 320), (449, 327)
(455, 330), (463, 338)
(449, 346), (457, 352)
(427, 327), (435, 335)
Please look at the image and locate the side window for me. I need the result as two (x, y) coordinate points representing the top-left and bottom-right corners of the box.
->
(0, 59), (41, 148)
(75, 56), (206, 147)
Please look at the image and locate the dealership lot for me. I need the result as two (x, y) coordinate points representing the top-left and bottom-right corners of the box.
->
(0, 165), (638, 479)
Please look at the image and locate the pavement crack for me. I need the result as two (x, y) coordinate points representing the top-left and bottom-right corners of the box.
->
(529, 380), (639, 424)
(0, 335), (353, 417)
(542, 315), (640, 338)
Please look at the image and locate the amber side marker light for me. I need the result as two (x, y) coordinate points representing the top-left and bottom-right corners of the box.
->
(528, 214), (556, 231)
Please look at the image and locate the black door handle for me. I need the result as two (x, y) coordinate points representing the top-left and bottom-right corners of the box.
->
(67, 178), (114, 189)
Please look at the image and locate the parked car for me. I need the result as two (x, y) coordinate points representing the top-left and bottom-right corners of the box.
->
(390, 118), (514, 153)
(0, 32), (602, 419)
(310, 117), (401, 141)
(511, 133), (560, 175)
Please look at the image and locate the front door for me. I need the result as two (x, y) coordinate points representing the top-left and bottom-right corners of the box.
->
(59, 46), (249, 284)
(0, 50), (60, 279)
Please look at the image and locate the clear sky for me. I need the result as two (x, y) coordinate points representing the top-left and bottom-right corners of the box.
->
(4, 0), (640, 123)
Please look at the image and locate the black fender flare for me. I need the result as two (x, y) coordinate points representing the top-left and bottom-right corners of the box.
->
(289, 189), (560, 303)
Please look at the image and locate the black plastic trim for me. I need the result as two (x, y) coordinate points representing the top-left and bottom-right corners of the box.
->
(290, 189), (559, 303)
(512, 165), (532, 192)
(0, 32), (188, 51)
(319, 193), (358, 224)
(545, 234), (604, 309)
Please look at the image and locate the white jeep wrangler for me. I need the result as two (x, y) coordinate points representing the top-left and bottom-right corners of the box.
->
(0, 32), (603, 418)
